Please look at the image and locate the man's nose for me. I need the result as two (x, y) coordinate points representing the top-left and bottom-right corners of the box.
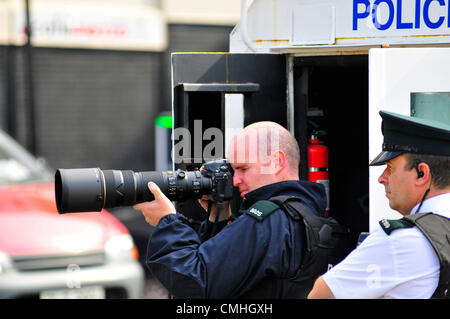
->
(233, 174), (241, 187)
(378, 167), (388, 184)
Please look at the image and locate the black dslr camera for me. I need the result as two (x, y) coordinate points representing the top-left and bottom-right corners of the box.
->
(55, 159), (234, 214)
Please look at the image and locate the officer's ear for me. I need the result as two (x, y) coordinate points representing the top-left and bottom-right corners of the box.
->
(415, 162), (431, 184)
(415, 165), (424, 178)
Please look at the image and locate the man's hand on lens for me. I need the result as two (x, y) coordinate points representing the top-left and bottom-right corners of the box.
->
(134, 182), (176, 226)
(198, 196), (231, 223)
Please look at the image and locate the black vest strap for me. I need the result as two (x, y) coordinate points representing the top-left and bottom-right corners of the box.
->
(240, 195), (352, 299)
(403, 213), (450, 298)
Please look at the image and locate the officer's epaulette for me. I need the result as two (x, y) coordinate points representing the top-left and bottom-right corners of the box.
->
(379, 218), (415, 235)
(245, 200), (279, 221)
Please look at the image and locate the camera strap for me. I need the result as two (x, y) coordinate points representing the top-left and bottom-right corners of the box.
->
(210, 200), (224, 237)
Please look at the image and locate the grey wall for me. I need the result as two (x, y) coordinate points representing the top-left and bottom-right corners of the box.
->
(0, 24), (233, 171)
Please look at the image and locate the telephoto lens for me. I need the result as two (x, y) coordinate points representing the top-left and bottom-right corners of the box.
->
(55, 168), (212, 214)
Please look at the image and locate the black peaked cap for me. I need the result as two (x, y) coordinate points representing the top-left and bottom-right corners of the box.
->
(370, 111), (450, 166)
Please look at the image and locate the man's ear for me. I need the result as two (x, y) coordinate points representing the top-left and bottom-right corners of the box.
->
(274, 150), (287, 172)
(415, 162), (431, 186)
(260, 150), (286, 175)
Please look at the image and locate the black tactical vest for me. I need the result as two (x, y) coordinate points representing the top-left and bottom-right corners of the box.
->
(379, 212), (450, 299)
(240, 195), (353, 299)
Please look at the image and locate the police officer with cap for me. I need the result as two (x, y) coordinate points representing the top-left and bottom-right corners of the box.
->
(308, 110), (450, 299)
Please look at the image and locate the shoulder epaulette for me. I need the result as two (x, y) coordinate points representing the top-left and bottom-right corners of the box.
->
(245, 200), (280, 221)
(379, 218), (415, 235)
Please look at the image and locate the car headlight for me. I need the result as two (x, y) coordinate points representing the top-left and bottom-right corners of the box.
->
(0, 251), (13, 275)
(104, 234), (139, 262)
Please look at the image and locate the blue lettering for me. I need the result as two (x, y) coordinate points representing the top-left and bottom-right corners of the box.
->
(415, 0), (421, 28)
(352, 0), (450, 31)
(423, 0), (445, 29)
(372, 0), (395, 30)
(448, 0), (450, 27)
(353, 0), (371, 30)
(397, 0), (414, 28)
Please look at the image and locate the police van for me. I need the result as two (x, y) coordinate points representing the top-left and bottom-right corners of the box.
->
(168, 0), (450, 243)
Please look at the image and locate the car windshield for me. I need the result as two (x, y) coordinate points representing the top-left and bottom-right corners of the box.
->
(0, 130), (52, 185)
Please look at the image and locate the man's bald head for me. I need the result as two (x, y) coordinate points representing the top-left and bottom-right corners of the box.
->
(228, 121), (300, 177)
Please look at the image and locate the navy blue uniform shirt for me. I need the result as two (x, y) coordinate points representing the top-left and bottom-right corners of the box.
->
(146, 180), (327, 298)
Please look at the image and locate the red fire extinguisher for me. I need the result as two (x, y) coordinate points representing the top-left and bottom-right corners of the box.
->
(307, 132), (330, 217)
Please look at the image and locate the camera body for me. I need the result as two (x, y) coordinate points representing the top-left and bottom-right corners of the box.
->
(55, 159), (234, 214)
(200, 159), (234, 203)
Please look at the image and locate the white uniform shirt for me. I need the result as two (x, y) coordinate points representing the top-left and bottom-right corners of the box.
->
(323, 193), (450, 299)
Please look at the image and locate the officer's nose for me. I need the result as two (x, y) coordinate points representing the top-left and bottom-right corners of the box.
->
(378, 167), (389, 185)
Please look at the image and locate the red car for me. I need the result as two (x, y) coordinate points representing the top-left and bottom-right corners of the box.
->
(0, 130), (144, 298)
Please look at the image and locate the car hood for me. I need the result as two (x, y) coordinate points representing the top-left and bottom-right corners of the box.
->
(0, 183), (129, 256)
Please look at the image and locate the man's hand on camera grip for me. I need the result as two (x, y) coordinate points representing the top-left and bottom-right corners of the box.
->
(134, 182), (176, 226)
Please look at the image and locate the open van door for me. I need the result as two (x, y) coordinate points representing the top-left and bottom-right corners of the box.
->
(369, 48), (450, 231)
(171, 53), (288, 170)
(171, 53), (288, 220)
